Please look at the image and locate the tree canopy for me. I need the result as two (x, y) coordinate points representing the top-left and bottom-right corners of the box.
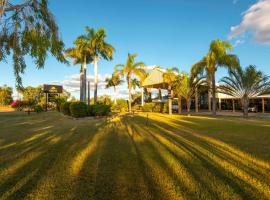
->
(0, 0), (67, 87)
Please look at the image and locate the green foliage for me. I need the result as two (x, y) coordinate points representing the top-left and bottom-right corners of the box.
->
(60, 102), (71, 116)
(0, 0), (67, 87)
(219, 65), (270, 117)
(0, 85), (13, 105)
(69, 102), (87, 118)
(33, 105), (43, 113)
(114, 53), (146, 112)
(52, 96), (67, 112)
(163, 103), (168, 113)
(142, 103), (155, 112)
(18, 86), (45, 105)
(142, 102), (167, 113)
(111, 99), (129, 112)
(91, 104), (111, 116)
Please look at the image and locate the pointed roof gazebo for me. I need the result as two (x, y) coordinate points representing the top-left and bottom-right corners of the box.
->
(142, 67), (168, 89)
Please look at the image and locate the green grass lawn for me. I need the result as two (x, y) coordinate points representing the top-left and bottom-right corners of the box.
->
(0, 112), (270, 200)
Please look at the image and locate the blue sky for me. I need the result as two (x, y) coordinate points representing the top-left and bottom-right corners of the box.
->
(1, 0), (270, 98)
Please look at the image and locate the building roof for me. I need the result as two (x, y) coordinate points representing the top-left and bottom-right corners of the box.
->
(142, 67), (168, 89)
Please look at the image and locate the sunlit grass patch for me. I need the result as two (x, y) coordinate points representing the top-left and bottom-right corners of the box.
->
(0, 112), (270, 200)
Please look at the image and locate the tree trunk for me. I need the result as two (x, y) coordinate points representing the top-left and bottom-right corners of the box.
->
(114, 86), (117, 104)
(168, 86), (172, 115)
(208, 90), (212, 112)
(178, 96), (182, 114)
(84, 68), (87, 103)
(187, 98), (191, 113)
(88, 81), (90, 105)
(195, 87), (199, 113)
(93, 56), (98, 105)
(141, 87), (144, 106)
(128, 77), (132, 113)
(211, 75), (217, 116)
(80, 66), (84, 102)
(232, 99), (235, 113)
(242, 97), (249, 118)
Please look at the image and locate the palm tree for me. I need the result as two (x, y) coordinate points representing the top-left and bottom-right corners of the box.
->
(219, 65), (270, 117)
(105, 74), (124, 104)
(191, 39), (240, 115)
(65, 37), (92, 102)
(115, 53), (145, 112)
(174, 72), (204, 113)
(83, 27), (115, 105)
(163, 67), (179, 115)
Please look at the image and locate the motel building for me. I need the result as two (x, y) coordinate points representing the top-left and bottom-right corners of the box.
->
(142, 67), (270, 114)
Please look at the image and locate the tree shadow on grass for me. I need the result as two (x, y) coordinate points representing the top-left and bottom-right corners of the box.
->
(0, 116), (107, 200)
(129, 115), (270, 200)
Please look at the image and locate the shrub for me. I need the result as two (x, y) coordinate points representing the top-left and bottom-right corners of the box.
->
(86, 105), (95, 116)
(69, 102), (87, 118)
(112, 99), (128, 112)
(92, 104), (111, 116)
(142, 103), (155, 112)
(163, 103), (168, 113)
(153, 103), (164, 113)
(132, 104), (141, 111)
(34, 105), (43, 113)
(60, 102), (71, 116)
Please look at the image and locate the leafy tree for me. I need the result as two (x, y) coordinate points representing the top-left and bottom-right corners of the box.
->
(0, 0), (67, 87)
(0, 85), (13, 105)
(115, 53), (145, 112)
(191, 39), (239, 115)
(163, 67), (179, 115)
(18, 86), (44, 103)
(105, 74), (124, 104)
(219, 65), (270, 117)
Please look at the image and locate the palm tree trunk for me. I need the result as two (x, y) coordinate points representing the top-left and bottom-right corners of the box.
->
(208, 90), (211, 112)
(84, 68), (87, 103)
(178, 96), (182, 114)
(128, 77), (132, 113)
(242, 97), (249, 118)
(141, 87), (144, 106)
(80, 65), (84, 102)
(114, 86), (117, 104)
(187, 98), (191, 113)
(195, 87), (199, 113)
(212, 75), (217, 116)
(168, 86), (172, 115)
(93, 56), (98, 105)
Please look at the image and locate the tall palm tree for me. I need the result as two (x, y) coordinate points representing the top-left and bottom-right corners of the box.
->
(163, 67), (179, 115)
(174, 72), (204, 113)
(83, 27), (115, 105)
(105, 74), (124, 104)
(115, 53), (145, 112)
(191, 39), (240, 115)
(65, 37), (92, 102)
(219, 65), (270, 117)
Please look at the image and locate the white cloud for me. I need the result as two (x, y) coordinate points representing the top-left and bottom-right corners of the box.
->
(229, 0), (270, 44)
(51, 73), (111, 93)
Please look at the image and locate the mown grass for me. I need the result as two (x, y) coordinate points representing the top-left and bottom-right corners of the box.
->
(0, 112), (270, 200)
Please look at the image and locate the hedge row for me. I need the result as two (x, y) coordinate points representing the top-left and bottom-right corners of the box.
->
(60, 102), (111, 118)
(142, 102), (168, 113)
